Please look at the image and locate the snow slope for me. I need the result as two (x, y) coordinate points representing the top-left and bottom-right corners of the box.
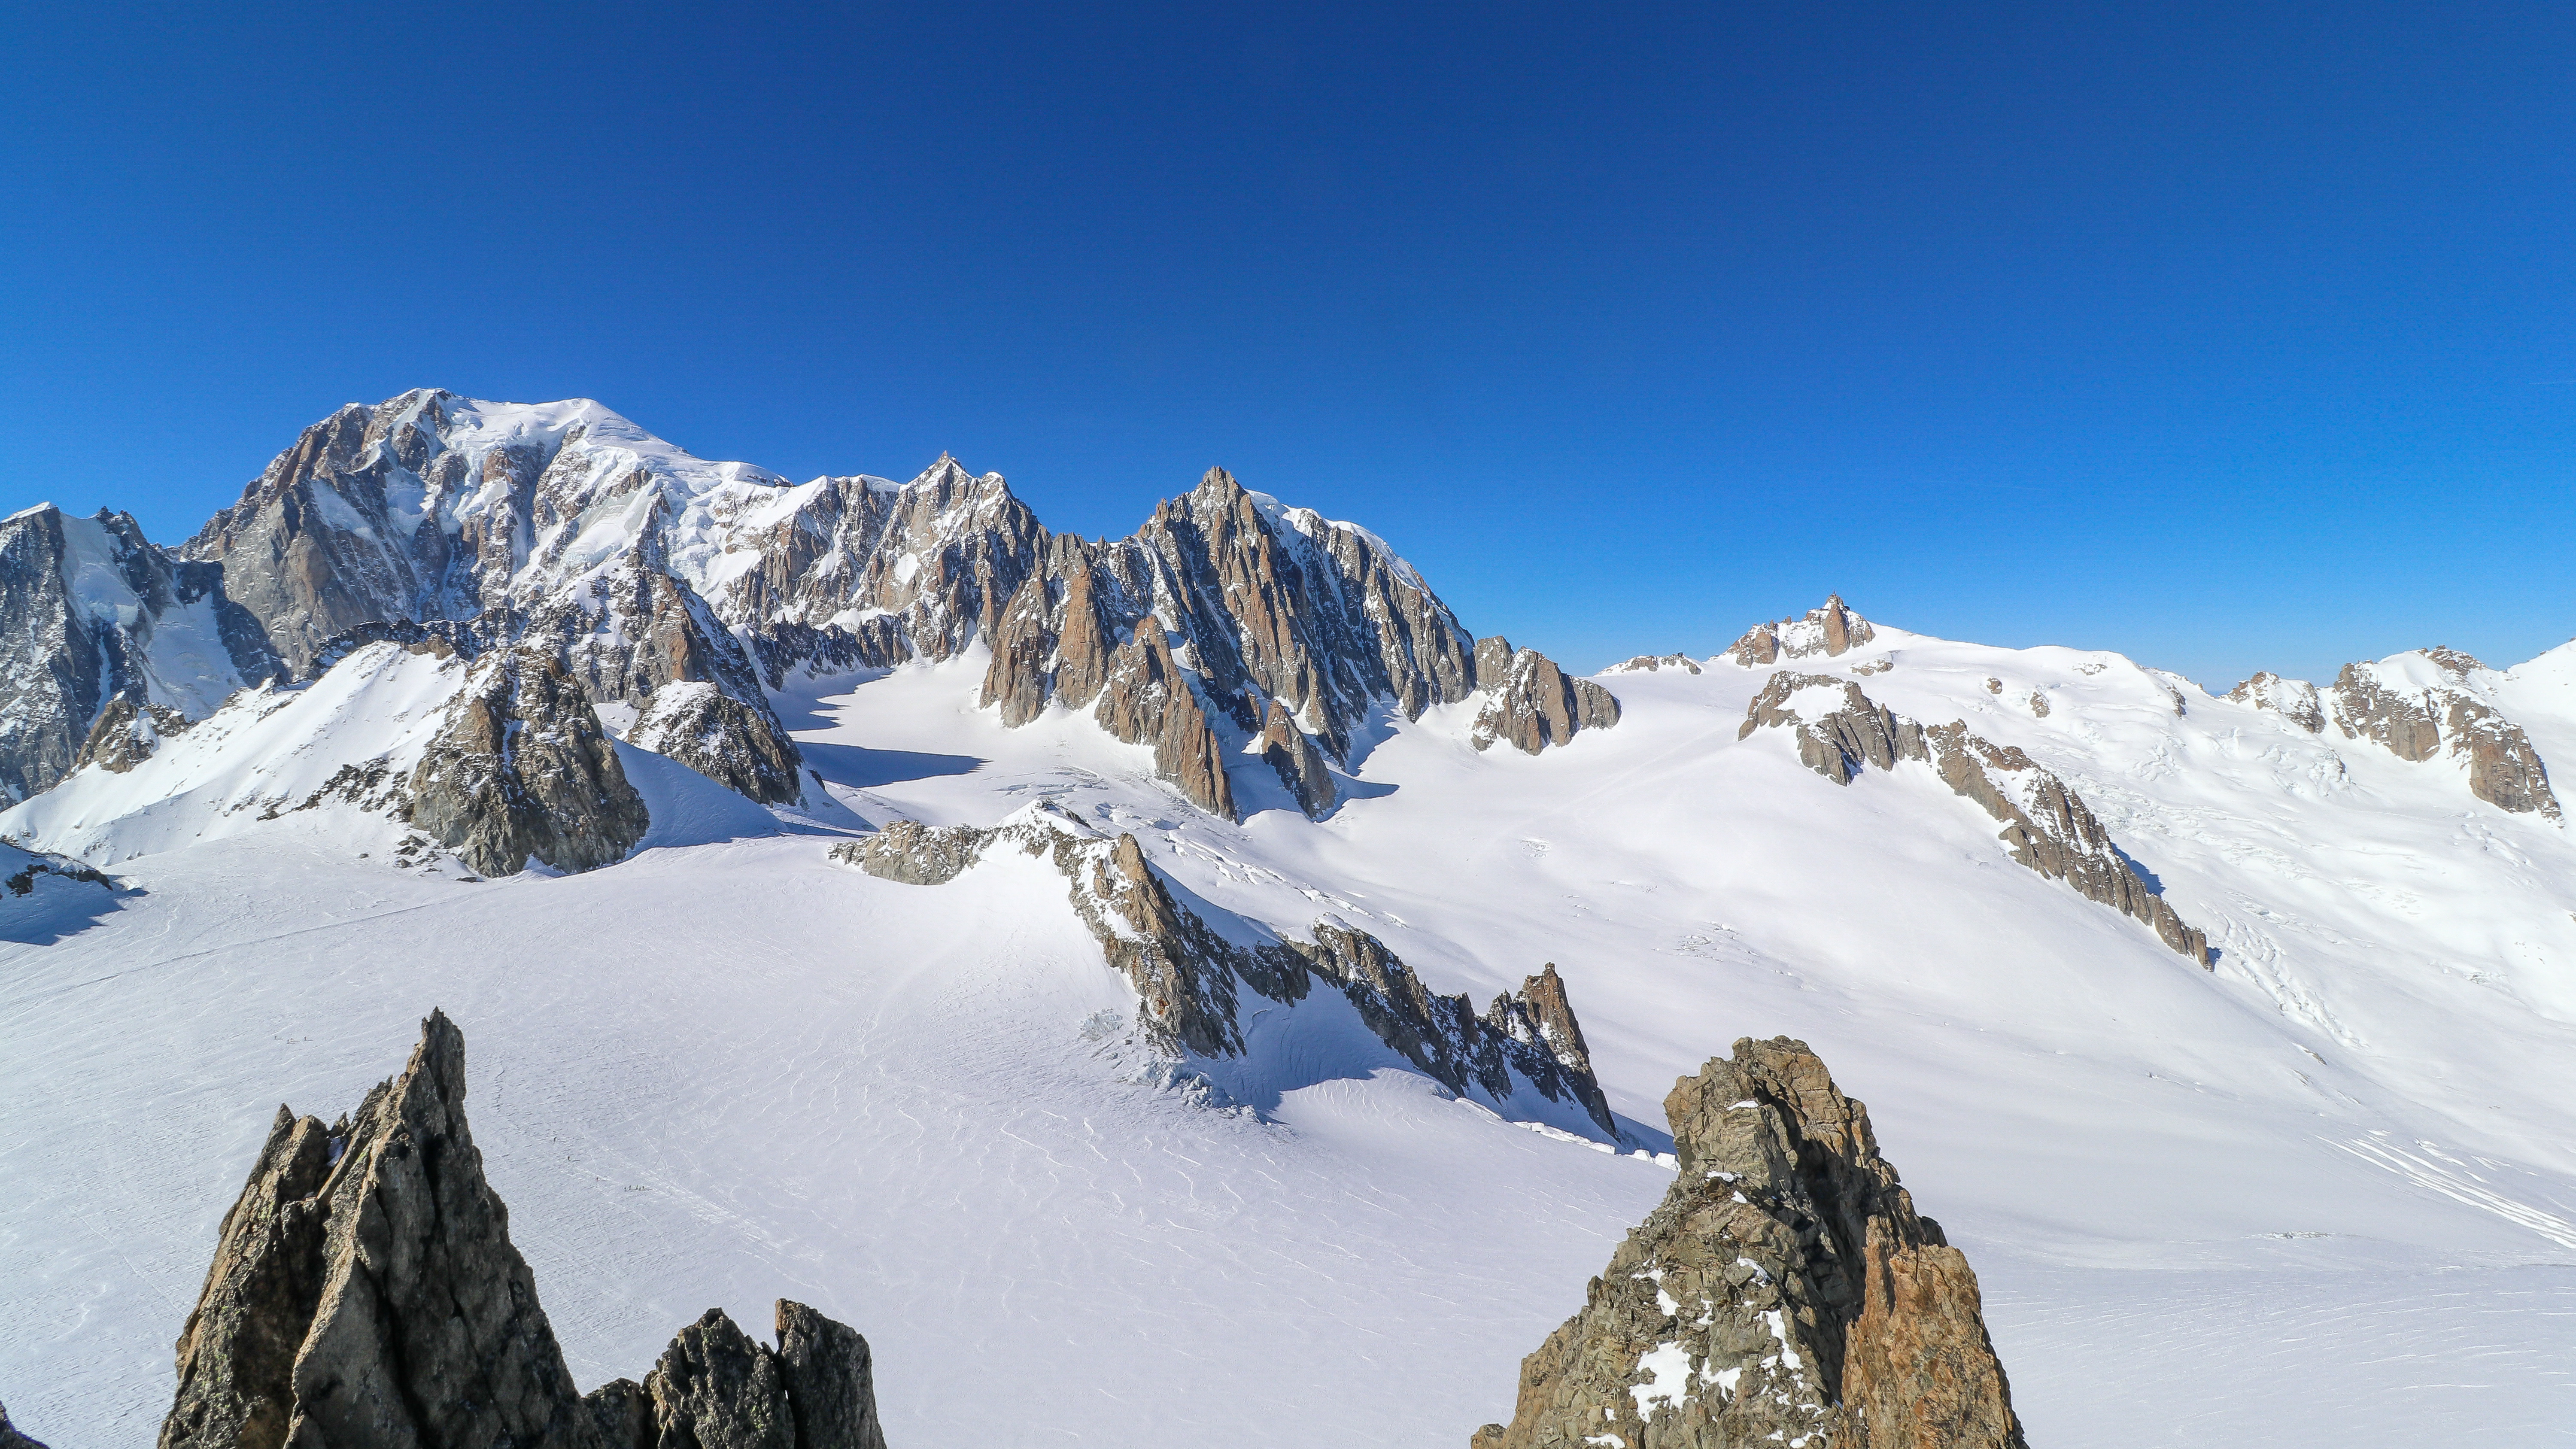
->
(4, 615), (2575, 1445)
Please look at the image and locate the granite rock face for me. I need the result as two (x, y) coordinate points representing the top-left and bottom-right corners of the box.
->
(838, 805), (1619, 1135)
(1473, 1037), (2027, 1449)
(0, 504), (276, 802)
(1726, 595), (1875, 667)
(406, 648), (651, 877)
(1470, 639), (1622, 754)
(1742, 673), (2210, 966)
(158, 1012), (890, 1449)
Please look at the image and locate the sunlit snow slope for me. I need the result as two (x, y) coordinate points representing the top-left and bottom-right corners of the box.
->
(5, 618), (2576, 1446)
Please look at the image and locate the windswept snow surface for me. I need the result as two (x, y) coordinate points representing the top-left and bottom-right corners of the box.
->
(6, 626), (2576, 1444)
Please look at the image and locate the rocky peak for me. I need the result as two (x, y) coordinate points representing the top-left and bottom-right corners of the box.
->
(158, 1012), (889, 1449)
(1470, 638), (1621, 754)
(1726, 595), (1877, 666)
(1473, 1036), (2027, 1449)
(404, 647), (652, 876)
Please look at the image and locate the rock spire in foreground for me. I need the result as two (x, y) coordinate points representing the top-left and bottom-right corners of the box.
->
(1473, 1037), (2026, 1449)
(158, 1011), (887, 1449)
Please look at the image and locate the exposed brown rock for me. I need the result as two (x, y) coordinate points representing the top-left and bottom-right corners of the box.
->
(159, 1011), (594, 1449)
(1471, 641), (1622, 754)
(406, 648), (650, 876)
(2323, 655), (2562, 818)
(1094, 626), (1237, 820)
(1742, 676), (2209, 966)
(1475, 1037), (2026, 1449)
(160, 1014), (890, 1449)
(2329, 661), (2440, 760)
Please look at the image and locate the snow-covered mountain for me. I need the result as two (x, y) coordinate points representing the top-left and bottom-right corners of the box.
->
(3, 395), (2574, 1446)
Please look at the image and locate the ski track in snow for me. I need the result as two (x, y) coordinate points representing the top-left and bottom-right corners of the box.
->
(7, 627), (2576, 1443)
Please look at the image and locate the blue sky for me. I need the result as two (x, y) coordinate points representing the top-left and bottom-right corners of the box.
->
(3, 1), (2570, 686)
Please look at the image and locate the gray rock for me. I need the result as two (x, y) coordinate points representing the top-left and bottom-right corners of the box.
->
(1092, 626), (1237, 821)
(1607, 652), (1702, 674)
(629, 681), (805, 807)
(1476, 1037), (2027, 1449)
(161, 1014), (892, 1449)
(406, 648), (651, 876)
(160, 1010), (596, 1449)
(2329, 661), (2441, 760)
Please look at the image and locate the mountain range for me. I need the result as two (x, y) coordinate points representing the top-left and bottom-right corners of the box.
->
(3, 392), (2572, 1446)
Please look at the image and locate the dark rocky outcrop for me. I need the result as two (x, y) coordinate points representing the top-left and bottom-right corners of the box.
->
(0, 1402), (49, 1449)
(1474, 1037), (2026, 1449)
(1470, 638), (1621, 754)
(158, 1012), (888, 1449)
(2328, 661), (2442, 762)
(584, 1303), (886, 1449)
(1742, 673), (2210, 966)
(74, 694), (195, 773)
(406, 649), (651, 876)
(838, 808), (1618, 1135)
(2, 839), (114, 899)
(1726, 595), (1875, 667)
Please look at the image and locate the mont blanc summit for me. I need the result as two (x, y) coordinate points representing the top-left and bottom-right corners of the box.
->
(3, 393), (2574, 1447)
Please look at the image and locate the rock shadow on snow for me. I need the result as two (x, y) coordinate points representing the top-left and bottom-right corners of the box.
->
(793, 740), (985, 791)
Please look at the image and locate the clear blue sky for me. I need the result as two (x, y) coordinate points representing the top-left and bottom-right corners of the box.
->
(4, 1), (2571, 687)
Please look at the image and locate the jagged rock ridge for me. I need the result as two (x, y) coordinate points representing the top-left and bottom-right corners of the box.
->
(1473, 1037), (2027, 1449)
(836, 806), (1619, 1136)
(1742, 672), (2211, 964)
(158, 1010), (887, 1449)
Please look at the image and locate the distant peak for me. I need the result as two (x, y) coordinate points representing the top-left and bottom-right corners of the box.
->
(1727, 595), (1877, 666)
